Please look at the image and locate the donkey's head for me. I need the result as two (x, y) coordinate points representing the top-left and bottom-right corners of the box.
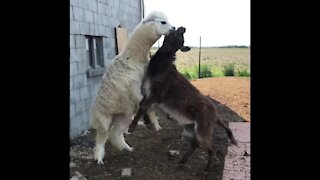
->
(160, 26), (191, 54)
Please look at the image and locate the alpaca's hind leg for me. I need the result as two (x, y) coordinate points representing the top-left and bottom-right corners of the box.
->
(109, 114), (133, 152)
(93, 114), (112, 165)
(94, 128), (109, 164)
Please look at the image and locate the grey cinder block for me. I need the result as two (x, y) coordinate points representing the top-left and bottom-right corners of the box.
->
(79, 22), (90, 35)
(105, 5), (112, 16)
(94, 24), (100, 35)
(90, 0), (98, 12)
(84, 10), (94, 23)
(106, 27), (115, 38)
(73, 7), (84, 21)
(75, 35), (85, 49)
(80, 86), (89, 100)
(78, 61), (88, 74)
(70, 6), (74, 20)
(97, 2), (104, 14)
(70, 0), (78, 7)
(77, 0), (85, 8)
(70, 88), (80, 104)
(73, 74), (85, 89)
(113, 0), (120, 9)
(70, 21), (80, 34)
(81, 111), (89, 125)
(70, 49), (77, 62)
(93, 12), (101, 25)
(99, 25), (106, 36)
(70, 77), (74, 90)
(70, 127), (78, 137)
(70, 62), (78, 76)
(85, 98), (93, 110)
(70, 35), (75, 48)
(75, 100), (86, 113)
(76, 48), (82, 61)
(70, 103), (76, 117)
(101, 15), (108, 26)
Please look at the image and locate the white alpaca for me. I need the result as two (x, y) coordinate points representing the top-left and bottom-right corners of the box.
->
(90, 11), (175, 164)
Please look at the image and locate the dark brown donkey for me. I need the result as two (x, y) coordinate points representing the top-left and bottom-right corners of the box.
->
(129, 27), (237, 171)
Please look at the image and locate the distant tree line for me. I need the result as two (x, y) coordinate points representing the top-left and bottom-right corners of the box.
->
(217, 45), (249, 48)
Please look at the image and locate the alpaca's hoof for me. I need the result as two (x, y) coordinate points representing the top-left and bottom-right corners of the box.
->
(94, 145), (105, 165)
(154, 124), (162, 131)
(126, 146), (134, 152)
(97, 159), (104, 165)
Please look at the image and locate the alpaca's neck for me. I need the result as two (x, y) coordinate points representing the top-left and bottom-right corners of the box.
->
(122, 25), (160, 60)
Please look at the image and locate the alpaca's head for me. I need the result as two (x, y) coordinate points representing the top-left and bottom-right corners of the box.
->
(160, 26), (191, 54)
(142, 11), (175, 38)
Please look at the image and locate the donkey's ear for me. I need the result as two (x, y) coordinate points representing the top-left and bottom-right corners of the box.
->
(177, 27), (186, 33)
(180, 46), (190, 52)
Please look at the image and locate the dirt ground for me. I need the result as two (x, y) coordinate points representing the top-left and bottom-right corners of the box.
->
(191, 77), (250, 122)
(70, 77), (250, 179)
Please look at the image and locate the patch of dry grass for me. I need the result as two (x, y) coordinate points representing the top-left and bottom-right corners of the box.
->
(150, 47), (250, 79)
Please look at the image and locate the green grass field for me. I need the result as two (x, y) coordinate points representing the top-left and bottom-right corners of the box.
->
(151, 47), (250, 79)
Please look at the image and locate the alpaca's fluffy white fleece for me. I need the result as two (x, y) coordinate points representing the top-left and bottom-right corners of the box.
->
(90, 11), (172, 164)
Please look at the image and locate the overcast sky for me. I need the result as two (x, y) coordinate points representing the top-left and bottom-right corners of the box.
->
(144, 0), (250, 47)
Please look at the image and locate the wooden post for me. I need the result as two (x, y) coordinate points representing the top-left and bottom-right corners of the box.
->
(199, 36), (201, 78)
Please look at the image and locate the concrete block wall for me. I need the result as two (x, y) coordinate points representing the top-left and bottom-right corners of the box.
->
(70, 0), (143, 137)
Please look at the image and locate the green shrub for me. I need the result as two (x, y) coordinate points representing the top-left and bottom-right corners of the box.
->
(223, 64), (235, 76)
(210, 66), (224, 77)
(181, 71), (192, 79)
(237, 68), (250, 77)
(199, 64), (213, 78)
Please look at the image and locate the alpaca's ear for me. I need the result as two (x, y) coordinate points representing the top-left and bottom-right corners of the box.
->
(142, 19), (153, 24)
(180, 46), (190, 52)
(142, 17), (161, 24)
